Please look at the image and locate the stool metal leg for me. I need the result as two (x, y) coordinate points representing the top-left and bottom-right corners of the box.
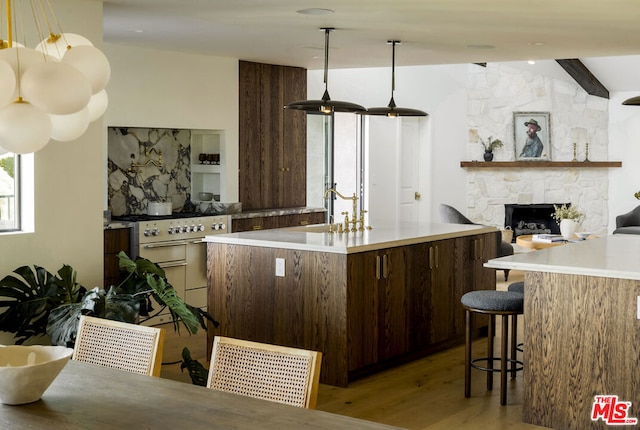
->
(487, 314), (494, 390)
(464, 309), (472, 398)
(500, 314), (508, 405)
(511, 315), (518, 379)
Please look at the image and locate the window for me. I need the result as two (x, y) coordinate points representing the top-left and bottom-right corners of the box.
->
(0, 152), (18, 232)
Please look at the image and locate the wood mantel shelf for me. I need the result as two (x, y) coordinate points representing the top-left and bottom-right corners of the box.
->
(460, 161), (622, 168)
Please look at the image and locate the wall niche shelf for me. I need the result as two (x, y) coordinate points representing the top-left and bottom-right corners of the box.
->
(460, 161), (622, 169)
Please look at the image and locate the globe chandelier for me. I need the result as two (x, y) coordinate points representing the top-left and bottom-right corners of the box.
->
(0, 0), (110, 155)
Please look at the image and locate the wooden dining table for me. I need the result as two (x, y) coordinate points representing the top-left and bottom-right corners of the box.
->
(0, 360), (404, 429)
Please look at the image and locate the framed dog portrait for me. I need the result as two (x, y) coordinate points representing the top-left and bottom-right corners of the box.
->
(513, 112), (551, 161)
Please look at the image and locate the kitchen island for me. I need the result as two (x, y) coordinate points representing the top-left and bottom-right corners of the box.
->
(204, 222), (499, 386)
(485, 234), (640, 430)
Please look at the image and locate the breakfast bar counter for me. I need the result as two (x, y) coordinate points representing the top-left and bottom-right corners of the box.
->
(485, 234), (640, 429)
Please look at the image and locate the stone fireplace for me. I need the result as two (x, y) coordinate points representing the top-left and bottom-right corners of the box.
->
(504, 203), (568, 241)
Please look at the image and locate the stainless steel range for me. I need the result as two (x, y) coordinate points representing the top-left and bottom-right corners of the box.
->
(116, 213), (230, 326)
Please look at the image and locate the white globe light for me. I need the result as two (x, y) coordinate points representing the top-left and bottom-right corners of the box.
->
(87, 90), (108, 122)
(62, 45), (111, 94)
(21, 62), (92, 115)
(49, 107), (90, 142)
(0, 60), (16, 107)
(0, 102), (51, 154)
(35, 33), (93, 60)
(0, 47), (47, 80)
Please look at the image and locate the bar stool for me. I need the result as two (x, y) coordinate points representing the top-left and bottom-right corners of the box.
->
(461, 290), (524, 405)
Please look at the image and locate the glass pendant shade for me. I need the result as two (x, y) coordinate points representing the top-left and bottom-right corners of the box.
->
(61, 45), (111, 94)
(35, 33), (93, 60)
(622, 96), (640, 106)
(285, 28), (366, 114)
(0, 102), (52, 154)
(49, 107), (90, 142)
(0, 60), (16, 107)
(365, 41), (427, 117)
(21, 62), (92, 115)
(87, 90), (109, 122)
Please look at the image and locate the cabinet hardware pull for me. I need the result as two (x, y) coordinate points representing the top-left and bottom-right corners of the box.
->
(252, 225), (262, 230)
(382, 254), (389, 279)
(429, 247), (434, 269)
(435, 245), (439, 269)
(157, 261), (188, 268)
(300, 220), (309, 226)
(375, 256), (381, 280)
(143, 241), (188, 248)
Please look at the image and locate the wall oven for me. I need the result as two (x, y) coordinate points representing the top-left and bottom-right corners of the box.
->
(116, 213), (230, 326)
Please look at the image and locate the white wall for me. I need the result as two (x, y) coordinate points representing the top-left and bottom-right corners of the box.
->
(102, 44), (239, 203)
(308, 64), (468, 223)
(0, 0), (104, 345)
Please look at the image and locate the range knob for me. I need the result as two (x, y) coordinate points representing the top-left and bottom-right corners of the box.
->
(198, 224), (205, 232)
(168, 226), (174, 234)
(191, 224), (198, 233)
(152, 227), (160, 236)
(219, 222), (226, 231)
(143, 228), (151, 237)
(212, 223), (220, 230)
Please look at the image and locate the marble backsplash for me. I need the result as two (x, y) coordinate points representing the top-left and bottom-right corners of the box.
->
(107, 127), (240, 216)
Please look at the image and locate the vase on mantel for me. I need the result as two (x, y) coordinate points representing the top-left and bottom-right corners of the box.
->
(559, 219), (578, 240)
(483, 150), (494, 162)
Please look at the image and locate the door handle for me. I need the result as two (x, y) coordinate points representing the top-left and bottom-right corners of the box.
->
(415, 191), (421, 200)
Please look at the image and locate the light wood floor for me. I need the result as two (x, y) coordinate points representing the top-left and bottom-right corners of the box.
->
(160, 270), (545, 429)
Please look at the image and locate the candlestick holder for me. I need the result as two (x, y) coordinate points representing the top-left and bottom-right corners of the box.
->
(584, 142), (590, 162)
(572, 143), (577, 162)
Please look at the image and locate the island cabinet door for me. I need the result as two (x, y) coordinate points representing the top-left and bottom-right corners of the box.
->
(425, 239), (457, 345)
(452, 232), (498, 338)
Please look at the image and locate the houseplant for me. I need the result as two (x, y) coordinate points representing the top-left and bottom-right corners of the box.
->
(480, 136), (503, 161)
(0, 251), (217, 347)
(551, 204), (583, 240)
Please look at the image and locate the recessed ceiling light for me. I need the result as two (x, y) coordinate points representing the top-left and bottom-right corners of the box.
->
(529, 42), (546, 46)
(129, 29), (144, 33)
(297, 8), (334, 15)
(466, 44), (495, 50)
(528, 60), (536, 65)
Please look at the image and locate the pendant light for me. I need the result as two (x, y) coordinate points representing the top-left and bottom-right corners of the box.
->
(365, 41), (427, 117)
(622, 96), (640, 106)
(285, 28), (366, 114)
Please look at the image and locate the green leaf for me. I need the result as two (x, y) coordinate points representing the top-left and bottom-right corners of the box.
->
(47, 303), (83, 347)
(180, 347), (208, 386)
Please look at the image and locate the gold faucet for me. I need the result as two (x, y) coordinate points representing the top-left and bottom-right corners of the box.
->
(324, 188), (366, 232)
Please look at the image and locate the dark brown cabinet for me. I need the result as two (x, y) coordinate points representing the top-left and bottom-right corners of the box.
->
(103, 228), (130, 288)
(231, 211), (325, 232)
(239, 61), (307, 210)
(208, 230), (498, 387)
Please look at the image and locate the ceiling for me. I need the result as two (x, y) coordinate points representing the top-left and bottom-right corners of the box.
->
(102, 0), (640, 92)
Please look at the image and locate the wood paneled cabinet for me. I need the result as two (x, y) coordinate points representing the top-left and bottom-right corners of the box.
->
(231, 211), (325, 232)
(103, 228), (130, 288)
(239, 61), (307, 210)
(208, 231), (498, 387)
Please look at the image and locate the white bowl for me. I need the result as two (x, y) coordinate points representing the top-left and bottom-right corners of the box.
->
(575, 231), (591, 240)
(198, 192), (213, 201)
(0, 345), (73, 405)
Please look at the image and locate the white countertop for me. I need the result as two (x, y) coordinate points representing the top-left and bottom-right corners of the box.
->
(485, 234), (640, 280)
(204, 222), (497, 254)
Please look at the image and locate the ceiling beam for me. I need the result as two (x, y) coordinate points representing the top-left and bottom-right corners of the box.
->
(555, 59), (609, 99)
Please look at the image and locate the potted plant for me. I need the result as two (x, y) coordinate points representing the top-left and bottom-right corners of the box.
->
(480, 136), (503, 161)
(552, 204), (583, 240)
(0, 251), (217, 347)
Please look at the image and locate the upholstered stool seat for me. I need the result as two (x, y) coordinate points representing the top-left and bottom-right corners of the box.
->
(507, 281), (524, 294)
(462, 290), (524, 405)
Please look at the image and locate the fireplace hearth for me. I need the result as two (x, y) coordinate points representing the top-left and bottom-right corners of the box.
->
(504, 203), (569, 242)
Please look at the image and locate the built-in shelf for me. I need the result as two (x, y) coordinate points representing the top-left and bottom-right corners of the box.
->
(460, 161), (622, 168)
